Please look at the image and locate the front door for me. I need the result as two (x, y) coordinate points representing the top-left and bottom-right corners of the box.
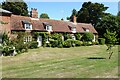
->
(37, 36), (42, 47)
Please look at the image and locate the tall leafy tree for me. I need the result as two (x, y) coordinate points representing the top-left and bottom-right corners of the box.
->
(68, 9), (78, 22)
(104, 30), (117, 59)
(117, 11), (120, 16)
(77, 2), (108, 26)
(2, 0), (29, 16)
(40, 13), (50, 19)
(96, 14), (118, 38)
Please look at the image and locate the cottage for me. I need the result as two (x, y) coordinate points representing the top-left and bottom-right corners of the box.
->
(0, 8), (98, 47)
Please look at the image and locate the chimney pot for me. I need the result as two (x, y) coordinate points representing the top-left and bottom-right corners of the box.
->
(30, 8), (38, 18)
(73, 15), (77, 23)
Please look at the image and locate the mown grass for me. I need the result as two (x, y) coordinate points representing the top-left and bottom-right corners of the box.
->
(2, 45), (118, 78)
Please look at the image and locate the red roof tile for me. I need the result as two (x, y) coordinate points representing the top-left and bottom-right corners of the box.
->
(10, 15), (97, 34)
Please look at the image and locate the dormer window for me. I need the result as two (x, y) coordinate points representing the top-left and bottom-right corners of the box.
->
(86, 29), (89, 32)
(25, 24), (32, 30)
(46, 25), (52, 31)
(43, 22), (52, 32)
(83, 27), (89, 32)
(22, 20), (32, 30)
(71, 27), (76, 33)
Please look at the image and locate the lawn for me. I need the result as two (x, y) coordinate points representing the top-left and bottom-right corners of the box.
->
(2, 45), (118, 78)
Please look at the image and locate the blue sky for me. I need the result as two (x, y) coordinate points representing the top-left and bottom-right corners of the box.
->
(27, 2), (118, 20)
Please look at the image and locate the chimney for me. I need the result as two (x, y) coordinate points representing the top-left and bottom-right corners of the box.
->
(30, 8), (38, 18)
(73, 15), (77, 23)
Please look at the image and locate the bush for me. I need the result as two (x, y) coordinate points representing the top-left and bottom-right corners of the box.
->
(2, 46), (14, 56)
(50, 40), (58, 47)
(92, 41), (99, 45)
(15, 42), (28, 54)
(98, 38), (105, 45)
(63, 33), (72, 40)
(74, 33), (81, 40)
(28, 41), (38, 49)
(81, 32), (94, 42)
(74, 40), (82, 46)
(82, 41), (92, 46)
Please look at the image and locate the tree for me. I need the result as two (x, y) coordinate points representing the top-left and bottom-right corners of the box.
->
(77, 2), (108, 26)
(40, 13), (50, 19)
(2, 0), (29, 16)
(117, 11), (120, 16)
(104, 30), (117, 59)
(81, 32), (94, 42)
(96, 14), (118, 38)
(69, 9), (78, 22)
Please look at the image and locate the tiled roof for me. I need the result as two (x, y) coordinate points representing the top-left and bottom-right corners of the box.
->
(10, 15), (98, 34)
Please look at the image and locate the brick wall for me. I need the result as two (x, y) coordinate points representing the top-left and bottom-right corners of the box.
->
(0, 15), (11, 34)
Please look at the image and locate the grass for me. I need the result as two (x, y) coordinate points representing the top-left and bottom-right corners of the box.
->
(2, 45), (118, 78)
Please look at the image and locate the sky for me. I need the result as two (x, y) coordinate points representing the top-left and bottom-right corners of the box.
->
(26, 2), (118, 20)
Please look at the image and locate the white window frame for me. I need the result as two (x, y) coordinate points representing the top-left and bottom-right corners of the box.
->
(86, 29), (89, 32)
(72, 35), (76, 40)
(25, 24), (32, 30)
(46, 25), (52, 31)
(71, 27), (76, 33)
(24, 36), (32, 43)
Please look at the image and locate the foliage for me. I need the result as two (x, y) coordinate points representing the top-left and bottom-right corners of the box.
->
(96, 14), (118, 38)
(74, 33), (81, 40)
(40, 13), (50, 19)
(82, 41), (92, 46)
(104, 30), (117, 45)
(69, 9), (78, 22)
(49, 39), (58, 48)
(28, 41), (38, 49)
(117, 11), (120, 16)
(81, 32), (94, 42)
(33, 32), (49, 47)
(63, 33), (72, 40)
(2, 32), (10, 46)
(2, 0), (29, 16)
(74, 40), (82, 46)
(2, 45), (14, 56)
(63, 39), (72, 48)
(77, 2), (108, 26)
(98, 38), (105, 45)
(104, 30), (117, 59)
(50, 33), (63, 48)
(92, 40), (99, 45)
(68, 1), (108, 26)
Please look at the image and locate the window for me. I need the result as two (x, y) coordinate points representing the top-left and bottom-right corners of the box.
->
(86, 29), (89, 32)
(83, 27), (89, 32)
(24, 36), (32, 43)
(25, 24), (32, 30)
(71, 27), (76, 33)
(46, 25), (52, 31)
(72, 35), (76, 40)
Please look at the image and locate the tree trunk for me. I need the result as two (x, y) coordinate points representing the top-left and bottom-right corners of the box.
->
(109, 52), (113, 59)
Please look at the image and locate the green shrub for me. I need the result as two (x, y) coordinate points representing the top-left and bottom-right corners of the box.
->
(74, 40), (82, 46)
(98, 38), (105, 45)
(2, 46), (14, 56)
(92, 41), (99, 45)
(81, 32), (94, 42)
(28, 41), (38, 49)
(74, 33), (81, 40)
(82, 41), (92, 46)
(63, 33), (72, 40)
(50, 40), (58, 47)
(63, 39), (76, 48)
(15, 42), (28, 54)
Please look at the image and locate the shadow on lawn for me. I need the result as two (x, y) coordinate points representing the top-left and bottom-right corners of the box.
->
(87, 57), (106, 59)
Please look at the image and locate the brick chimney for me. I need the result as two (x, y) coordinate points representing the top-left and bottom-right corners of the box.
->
(73, 15), (77, 23)
(30, 8), (38, 18)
